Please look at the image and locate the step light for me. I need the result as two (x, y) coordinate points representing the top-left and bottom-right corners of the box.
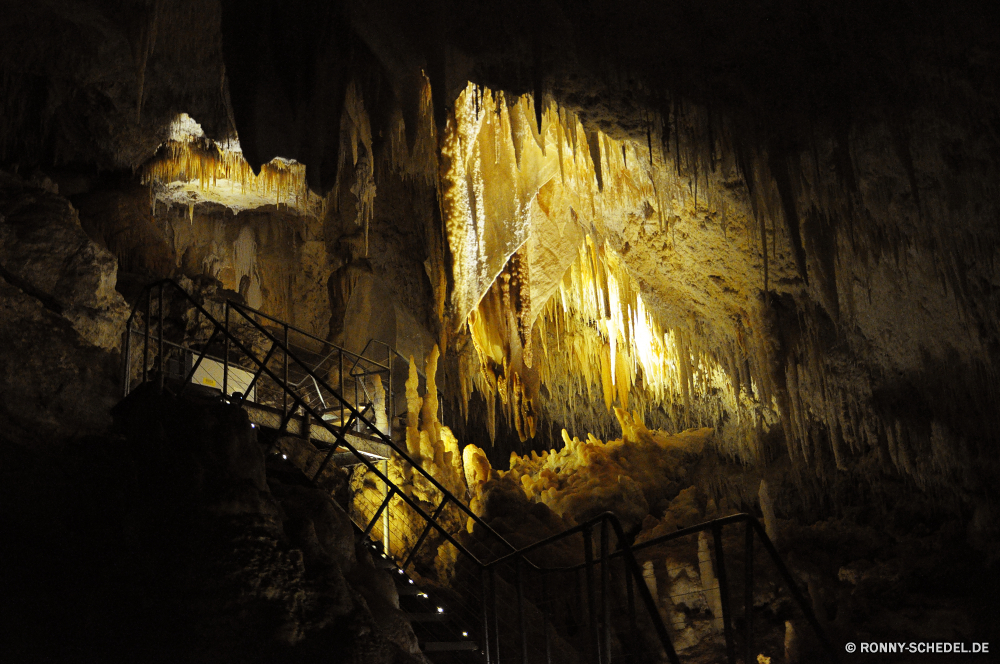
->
(462, 632), (468, 637)
(282, 454), (287, 460)
(408, 579), (414, 584)
(437, 607), (444, 613)
(418, 592), (428, 598)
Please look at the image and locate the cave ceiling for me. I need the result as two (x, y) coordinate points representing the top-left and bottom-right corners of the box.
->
(2, 0), (1000, 512)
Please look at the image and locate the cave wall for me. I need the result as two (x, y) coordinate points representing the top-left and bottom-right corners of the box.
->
(0, 171), (126, 443)
(0, 0), (998, 528)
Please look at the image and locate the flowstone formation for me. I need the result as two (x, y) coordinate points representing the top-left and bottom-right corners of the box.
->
(464, 408), (713, 535)
(350, 347), (469, 574)
(352, 347), (717, 572)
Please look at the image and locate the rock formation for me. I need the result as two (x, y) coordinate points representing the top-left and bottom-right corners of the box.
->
(2, 0), (1000, 660)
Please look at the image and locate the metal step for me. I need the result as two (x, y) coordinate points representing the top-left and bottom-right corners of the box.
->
(421, 642), (479, 652)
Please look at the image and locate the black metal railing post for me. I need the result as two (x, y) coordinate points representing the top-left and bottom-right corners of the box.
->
(382, 459), (390, 556)
(157, 283), (164, 390)
(142, 289), (151, 384)
(626, 560), (637, 660)
(600, 517), (611, 664)
(481, 567), (492, 664)
(123, 318), (133, 397)
(283, 324), (289, 417)
(222, 303), (230, 397)
(542, 570), (552, 664)
(491, 567), (501, 664)
(517, 556), (529, 664)
(744, 518), (754, 664)
(713, 522), (736, 664)
(386, 343), (392, 436)
(583, 524), (599, 664)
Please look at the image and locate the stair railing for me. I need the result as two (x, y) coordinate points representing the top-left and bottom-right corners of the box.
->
(512, 512), (842, 664)
(122, 280), (521, 563)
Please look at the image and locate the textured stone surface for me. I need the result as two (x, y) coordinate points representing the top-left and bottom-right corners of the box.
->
(3, 386), (428, 663)
(0, 172), (128, 350)
(0, 173), (127, 444)
(1, 2), (999, 658)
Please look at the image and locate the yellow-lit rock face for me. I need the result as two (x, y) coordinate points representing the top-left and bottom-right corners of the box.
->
(441, 83), (781, 457)
(142, 113), (321, 216)
(403, 345), (466, 500)
(463, 408), (712, 533)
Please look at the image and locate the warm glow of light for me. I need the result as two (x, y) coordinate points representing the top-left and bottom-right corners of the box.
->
(528, 235), (764, 447)
(142, 113), (319, 215)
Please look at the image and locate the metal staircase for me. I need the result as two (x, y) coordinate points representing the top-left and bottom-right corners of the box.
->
(123, 279), (840, 664)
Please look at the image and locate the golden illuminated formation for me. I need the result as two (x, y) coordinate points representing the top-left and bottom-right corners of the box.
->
(439, 82), (782, 459)
(141, 113), (318, 215)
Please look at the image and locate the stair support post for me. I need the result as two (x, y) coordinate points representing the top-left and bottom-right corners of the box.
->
(339, 351), (344, 434)
(402, 496), (449, 571)
(480, 567), (492, 664)
(222, 304), (230, 397)
(626, 559), (637, 661)
(583, 524), (599, 664)
(600, 517), (611, 664)
(542, 570), (552, 664)
(491, 567), (500, 664)
(712, 521), (736, 664)
(517, 556), (529, 664)
(282, 324), (289, 417)
(142, 288), (151, 384)
(157, 284), (164, 390)
(744, 519), (754, 664)
(382, 459), (390, 556)
(123, 315), (132, 397)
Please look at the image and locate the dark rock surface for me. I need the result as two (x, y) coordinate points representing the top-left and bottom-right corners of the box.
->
(1, 385), (427, 663)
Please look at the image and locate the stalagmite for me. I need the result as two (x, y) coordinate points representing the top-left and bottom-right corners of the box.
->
(643, 559), (659, 604)
(759, 479), (779, 545)
(698, 531), (725, 632)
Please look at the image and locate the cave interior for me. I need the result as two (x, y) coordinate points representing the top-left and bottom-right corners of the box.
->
(2, 1), (1000, 662)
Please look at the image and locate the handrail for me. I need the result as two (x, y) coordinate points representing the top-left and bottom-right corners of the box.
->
(227, 300), (389, 371)
(480, 511), (682, 664)
(123, 279), (519, 560)
(349, 337), (442, 423)
(122, 279), (839, 664)
(505, 512), (839, 662)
